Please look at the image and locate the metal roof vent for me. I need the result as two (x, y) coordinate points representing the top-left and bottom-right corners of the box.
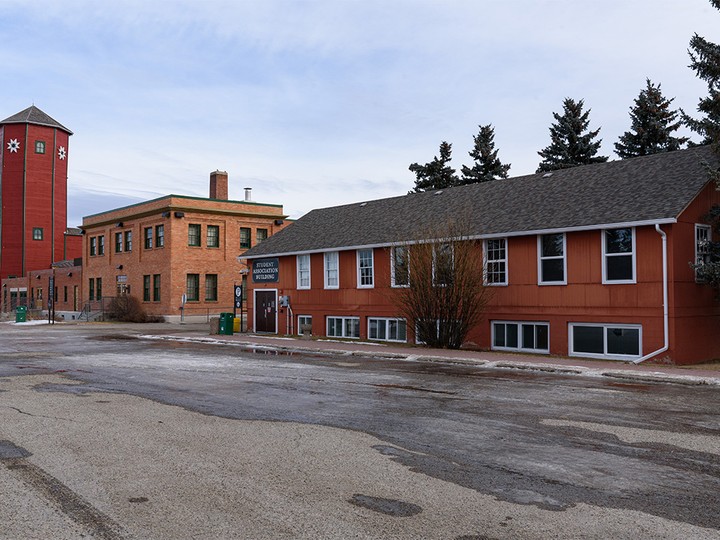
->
(435, 190), (444, 195)
(359, 202), (367, 207)
(542, 172), (553, 178)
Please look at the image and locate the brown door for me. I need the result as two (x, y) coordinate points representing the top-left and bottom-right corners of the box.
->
(255, 290), (276, 333)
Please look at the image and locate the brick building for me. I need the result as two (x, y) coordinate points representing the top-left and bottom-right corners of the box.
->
(243, 146), (720, 365)
(81, 172), (289, 322)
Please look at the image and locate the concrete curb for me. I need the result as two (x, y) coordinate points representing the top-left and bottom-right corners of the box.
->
(139, 334), (720, 387)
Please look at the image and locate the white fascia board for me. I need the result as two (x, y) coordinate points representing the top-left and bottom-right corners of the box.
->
(240, 218), (677, 259)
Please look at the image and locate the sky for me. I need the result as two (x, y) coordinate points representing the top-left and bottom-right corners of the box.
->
(0, 0), (717, 227)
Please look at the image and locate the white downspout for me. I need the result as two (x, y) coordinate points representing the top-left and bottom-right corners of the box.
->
(633, 224), (669, 363)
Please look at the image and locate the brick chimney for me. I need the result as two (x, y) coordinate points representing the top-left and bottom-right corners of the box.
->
(210, 170), (228, 200)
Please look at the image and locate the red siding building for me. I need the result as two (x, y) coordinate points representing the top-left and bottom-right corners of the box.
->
(0, 106), (78, 279)
(243, 146), (720, 365)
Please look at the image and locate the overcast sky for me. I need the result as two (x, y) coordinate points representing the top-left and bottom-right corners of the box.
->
(0, 0), (717, 226)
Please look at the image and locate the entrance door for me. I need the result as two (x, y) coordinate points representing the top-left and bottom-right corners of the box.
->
(255, 290), (277, 333)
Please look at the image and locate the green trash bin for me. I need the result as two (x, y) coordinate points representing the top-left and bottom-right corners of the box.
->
(218, 313), (234, 335)
(15, 306), (27, 323)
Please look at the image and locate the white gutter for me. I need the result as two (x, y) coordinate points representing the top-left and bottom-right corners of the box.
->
(633, 224), (669, 363)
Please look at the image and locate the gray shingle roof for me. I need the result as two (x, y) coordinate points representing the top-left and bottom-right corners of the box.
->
(1, 105), (73, 135)
(243, 145), (720, 258)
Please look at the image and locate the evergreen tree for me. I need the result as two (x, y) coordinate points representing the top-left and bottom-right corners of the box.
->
(614, 79), (688, 158)
(460, 124), (511, 184)
(684, 0), (720, 146)
(536, 98), (608, 173)
(409, 141), (459, 192)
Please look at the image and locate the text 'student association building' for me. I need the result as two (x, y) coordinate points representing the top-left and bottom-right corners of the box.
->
(81, 172), (289, 322)
(243, 146), (720, 365)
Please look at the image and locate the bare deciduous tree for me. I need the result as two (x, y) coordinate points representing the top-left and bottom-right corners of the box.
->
(392, 222), (492, 349)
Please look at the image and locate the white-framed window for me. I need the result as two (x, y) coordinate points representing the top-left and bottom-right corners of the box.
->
(569, 323), (642, 360)
(368, 318), (407, 342)
(602, 228), (635, 284)
(297, 254), (311, 289)
(695, 224), (712, 283)
(357, 249), (374, 288)
(391, 246), (410, 287)
(326, 316), (360, 338)
(433, 243), (454, 286)
(538, 233), (566, 285)
(492, 321), (549, 354)
(484, 238), (507, 285)
(324, 252), (339, 289)
(298, 315), (312, 335)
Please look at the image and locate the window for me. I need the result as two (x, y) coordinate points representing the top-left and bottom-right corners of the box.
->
(485, 238), (507, 285)
(124, 230), (132, 252)
(326, 316), (360, 338)
(63, 286), (67, 303)
(240, 227), (251, 249)
(324, 252), (339, 289)
(155, 225), (164, 248)
(96, 278), (102, 299)
(391, 246), (410, 287)
(89, 278), (95, 301)
(368, 318), (407, 342)
(257, 228), (268, 243)
(538, 233), (566, 284)
(696, 224), (712, 282)
(357, 249), (374, 288)
(570, 323), (641, 359)
(35, 141), (45, 154)
(603, 228), (635, 283)
(207, 225), (220, 248)
(492, 321), (549, 353)
(297, 254), (311, 289)
(153, 274), (161, 302)
(32, 228), (43, 241)
(205, 274), (218, 301)
(90, 237), (97, 256)
(98, 235), (105, 255)
(143, 275), (151, 302)
(144, 227), (153, 249)
(188, 224), (201, 247)
(186, 274), (200, 301)
(115, 232), (123, 253)
(433, 243), (453, 286)
(298, 315), (312, 335)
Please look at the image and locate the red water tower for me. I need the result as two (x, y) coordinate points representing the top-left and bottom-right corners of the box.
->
(0, 106), (72, 279)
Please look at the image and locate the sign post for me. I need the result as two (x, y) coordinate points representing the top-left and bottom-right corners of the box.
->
(48, 275), (55, 325)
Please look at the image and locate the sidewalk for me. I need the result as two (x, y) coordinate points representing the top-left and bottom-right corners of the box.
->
(145, 325), (720, 387)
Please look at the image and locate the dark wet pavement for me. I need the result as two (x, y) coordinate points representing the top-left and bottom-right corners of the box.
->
(2, 322), (720, 532)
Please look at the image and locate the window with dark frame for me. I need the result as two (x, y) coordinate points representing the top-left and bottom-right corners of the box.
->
(90, 237), (97, 256)
(207, 225), (220, 248)
(115, 232), (123, 253)
(188, 224), (201, 247)
(124, 230), (132, 252)
(153, 274), (161, 301)
(155, 225), (164, 248)
(98, 235), (105, 255)
(256, 228), (268, 243)
(35, 141), (45, 154)
(144, 227), (153, 249)
(205, 274), (218, 301)
(143, 275), (151, 301)
(32, 228), (43, 241)
(240, 227), (251, 249)
(186, 274), (200, 301)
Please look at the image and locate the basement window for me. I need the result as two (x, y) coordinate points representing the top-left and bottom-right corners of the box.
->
(569, 323), (641, 360)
